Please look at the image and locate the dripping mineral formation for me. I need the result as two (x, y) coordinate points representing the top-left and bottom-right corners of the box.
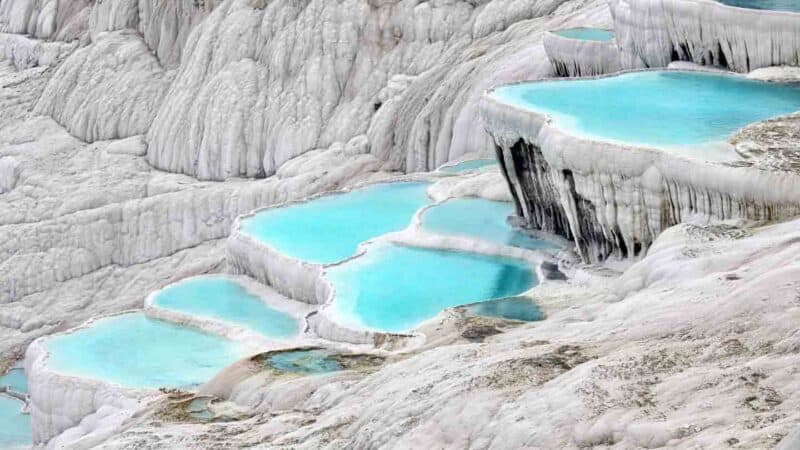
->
(1, 0), (800, 448)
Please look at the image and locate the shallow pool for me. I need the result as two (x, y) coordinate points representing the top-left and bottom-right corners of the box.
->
(465, 297), (543, 322)
(491, 71), (800, 150)
(266, 350), (343, 374)
(421, 198), (557, 251)
(0, 368), (27, 394)
(46, 313), (248, 389)
(240, 182), (431, 264)
(717, 0), (800, 12)
(553, 27), (614, 41)
(439, 159), (497, 173)
(151, 277), (298, 339)
(0, 395), (30, 449)
(327, 244), (537, 333)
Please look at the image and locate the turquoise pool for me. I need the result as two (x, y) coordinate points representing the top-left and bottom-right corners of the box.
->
(0, 368), (27, 394)
(421, 198), (557, 251)
(46, 314), (248, 389)
(327, 244), (537, 333)
(717, 0), (800, 12)
(0, 395), (29, 449)
(491, 71), (800, 149)
(240, 182), (431, 264)
(465, 297), (543, 322)
(439, 159), (496, 173)
(151, 277), (298, 339)
(553, 28), (615, 41)
(266, 350), (342, 374)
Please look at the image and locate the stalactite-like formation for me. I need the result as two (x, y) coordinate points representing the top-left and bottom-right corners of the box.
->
(609, 0), (800, 72)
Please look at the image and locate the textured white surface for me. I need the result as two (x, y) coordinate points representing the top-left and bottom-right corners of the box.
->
(610, 0), (800, 72)
(543, 30), (623, 77)
(481, 79), (800, 261)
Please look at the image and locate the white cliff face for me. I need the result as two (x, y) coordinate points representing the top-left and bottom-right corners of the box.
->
(33, 31), (173, 142)
(144, 0), (579, 180)
(609, 0), (800, 72)
(0, 0), (90, 40)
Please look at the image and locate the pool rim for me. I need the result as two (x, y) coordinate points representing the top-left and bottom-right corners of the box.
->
(484, 67), (800, 158)
(710, 0), (800, 15)
(28, 310), (262, 393)
(546, 27), (617, 43)
(144, 274), (312, 346)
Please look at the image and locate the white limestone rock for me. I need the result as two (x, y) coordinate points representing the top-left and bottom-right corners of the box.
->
(0, 33), (76, 69)
(145, 0), (596, 180)
(543, 29), (623, 77)
(610, 0), (800, 72)
(0, 0), (90, 40)
(104, 135), (147, 156)
(748, 66), (800, 83)
(0, 155), (19, 192)
(480, 78), (800, 262)
(33, 30), (173, 142)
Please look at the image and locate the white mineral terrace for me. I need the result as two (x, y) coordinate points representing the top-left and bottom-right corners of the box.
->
(610, 0), (800, 72)
(481, 70), (800, 262)
(24, 169), (565, 445)
(543, 28), (623, 77)
(3, 0), (800, 446)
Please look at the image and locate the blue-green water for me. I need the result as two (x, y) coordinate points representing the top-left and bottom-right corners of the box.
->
(0, 395), (30, 449)
(327, 244), (537, 333)
(47, 314), (248, 389)
(553, 28), (615, 41)
(421, 199), (557, 251)
(440, 159), (497, 173)
(152, 276), (298, 339)
(491, 71), (800, 148)
(240, 182), (431, 264)
(266, 350), (343, 374)
(0, 368), (27, 394)
(717, 0), (800, 12)
(465, 297), (543, 322)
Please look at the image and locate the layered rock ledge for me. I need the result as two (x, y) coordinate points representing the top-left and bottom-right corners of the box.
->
(481, 73), (800, 262)
(610, 0), (800, 72)
(543, 30), (622, 77)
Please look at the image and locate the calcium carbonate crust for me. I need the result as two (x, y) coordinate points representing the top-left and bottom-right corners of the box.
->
(24, 311), (159, 444)
(143, 274), (316, 349)
(229, 175), (560, 348)
(542, 30), (623, 77)
(609, 0), (800, 72)
(481, 69), (800, 262)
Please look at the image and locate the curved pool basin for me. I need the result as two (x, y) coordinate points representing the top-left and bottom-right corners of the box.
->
(0, 395), (30, 449)
(439, 159), (497, 173)
(265, 350), (343, 374)
(716, 0), (800, 12)
(464, 297), (543, 322)
(0, 368), (27, 394)
(151, 276), (299, 339)
(421, 198), (557, 251)
(46, 313), (249, 389)
(552, 27), (615, 41)
(239, 182), (431, 264)
(490, 71), (800, 150)
(327, 243), (538, 333)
